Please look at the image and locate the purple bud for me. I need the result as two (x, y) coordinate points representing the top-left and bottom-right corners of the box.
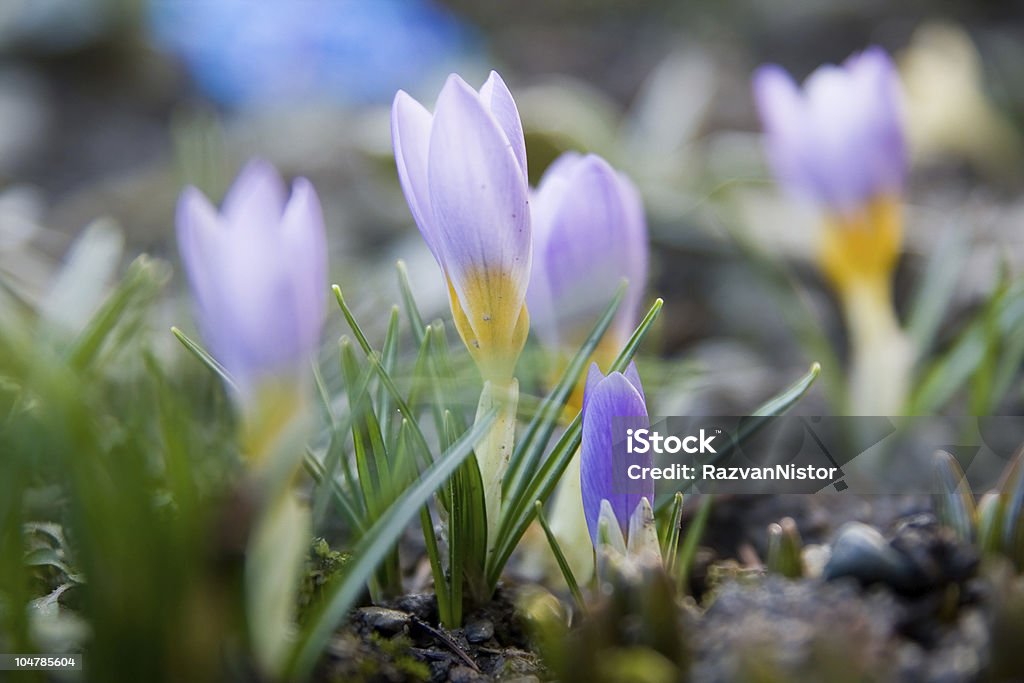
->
(176, 159), (327, 398)
(580, 362), (652, 546)
(527, 153), (648, 352)
(753, 47), (907, 216)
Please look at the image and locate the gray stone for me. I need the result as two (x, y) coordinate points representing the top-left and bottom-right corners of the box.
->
(464, 618), (494, 643)
(358, 606), (409, 635)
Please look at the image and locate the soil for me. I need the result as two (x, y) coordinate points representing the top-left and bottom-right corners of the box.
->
(313, 494), (1024, 683)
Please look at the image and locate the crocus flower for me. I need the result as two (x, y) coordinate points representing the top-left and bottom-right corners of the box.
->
(176, 160), (327, 400)
(753, 46), (906, 219)
(754, 48), (911, 414)
(528, 152), (648, 362)
(392, 71), (531, 384)
(580, 362), (654, 547)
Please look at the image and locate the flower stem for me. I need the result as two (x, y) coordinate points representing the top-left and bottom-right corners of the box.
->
(474, 379), (519, 558)
(839, 275), (911, 415)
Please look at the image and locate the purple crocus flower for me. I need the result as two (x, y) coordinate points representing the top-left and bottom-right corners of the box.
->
(753, 47), (907, 217)
(176, 160), (327, 399)
(391, 71), (531, 383)
(528, 152), (648, 356)
(580, 362), (653, 546)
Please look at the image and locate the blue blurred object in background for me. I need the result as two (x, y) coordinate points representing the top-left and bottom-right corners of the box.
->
(147, 0), (479, 108)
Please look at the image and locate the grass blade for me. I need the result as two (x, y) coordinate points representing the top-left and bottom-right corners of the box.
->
(69, 256), (167, 371)
(286, 409), (497, 680)
(171, 326), (239, 395)
(534, 501), (585, 612)
(397, 260), (428, 344)
(303, 449), (366, 534)
(334, 285), (435, 466)
(655, 361), (821, 513)
(752, 361), (821, 417)
(376, 306), (401, 446)
(661, 492), (685, 575)
(677, 495), (711, 593)
(504, 283), (627, 502)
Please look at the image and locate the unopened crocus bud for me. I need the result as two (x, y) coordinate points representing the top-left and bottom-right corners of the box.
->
(176, 160), (327, 401)
(391, 71), (531, 384)
(754, 48), (911, 414)
(580, 362), (654, 547)
(528, 152), (648, 363)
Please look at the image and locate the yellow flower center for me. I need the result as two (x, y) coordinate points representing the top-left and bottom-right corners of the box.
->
(447, 270), (529, 385)
(819, 195), (903, 295)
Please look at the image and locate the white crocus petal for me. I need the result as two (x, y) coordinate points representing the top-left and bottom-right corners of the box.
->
(478, 70), (528, 185)
(753, 64), (815, 203)
(176, 186), (225, 318)
(427, 74), (530, 331)
(279, 178), (328, 351)
(221, 159), (288, 234)
(391, 90), (440, 261)
(597, 498), (628, 556)
(626, 497), (661, 565)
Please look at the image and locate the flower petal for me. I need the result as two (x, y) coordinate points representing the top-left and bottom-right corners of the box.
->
(753, 48), (907, 215)
(753, 64), (819, 202)
(626, 497), (661, 563)
(846, 47), (906, 197)
(613, 172), (649, 343)
(597, 499), (627, 555)
(581, 370), (652, 545)
(536, 150), (583, 187)
(530, 154), (647, 349)
(176, 186), (233, 360)
(427, 74), (530, 334)
(279, 177), (328, 355)
(391, 90), (441, 263)
(221, 158), (287, 231)
(622, 361), (646, 405)
(176, 164), (327, 397)
(478, 70), (528, 185)
(526, 152), (583, 347)
(582, 362), (605, 415)
(176, 186), (221, 306)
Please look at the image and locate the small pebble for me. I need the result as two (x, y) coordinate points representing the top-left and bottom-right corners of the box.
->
(464, 618), (494, 643)
(449, 664), (483, 682)
(359, 606), (409, 635)
(824, 522), (916, 592)
(396, 593), (437, 621)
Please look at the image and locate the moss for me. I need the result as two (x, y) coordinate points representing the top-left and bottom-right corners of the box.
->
(319, 632), (429, 683)
(297, 537), (350, 622)
(371, 633), (430, 681)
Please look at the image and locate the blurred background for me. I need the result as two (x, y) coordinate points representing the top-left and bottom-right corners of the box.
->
(2, 0), (1024, 414)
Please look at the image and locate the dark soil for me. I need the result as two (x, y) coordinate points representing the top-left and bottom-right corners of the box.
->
(313, 494), (1023, 683)
(315, 587), (545, 682)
